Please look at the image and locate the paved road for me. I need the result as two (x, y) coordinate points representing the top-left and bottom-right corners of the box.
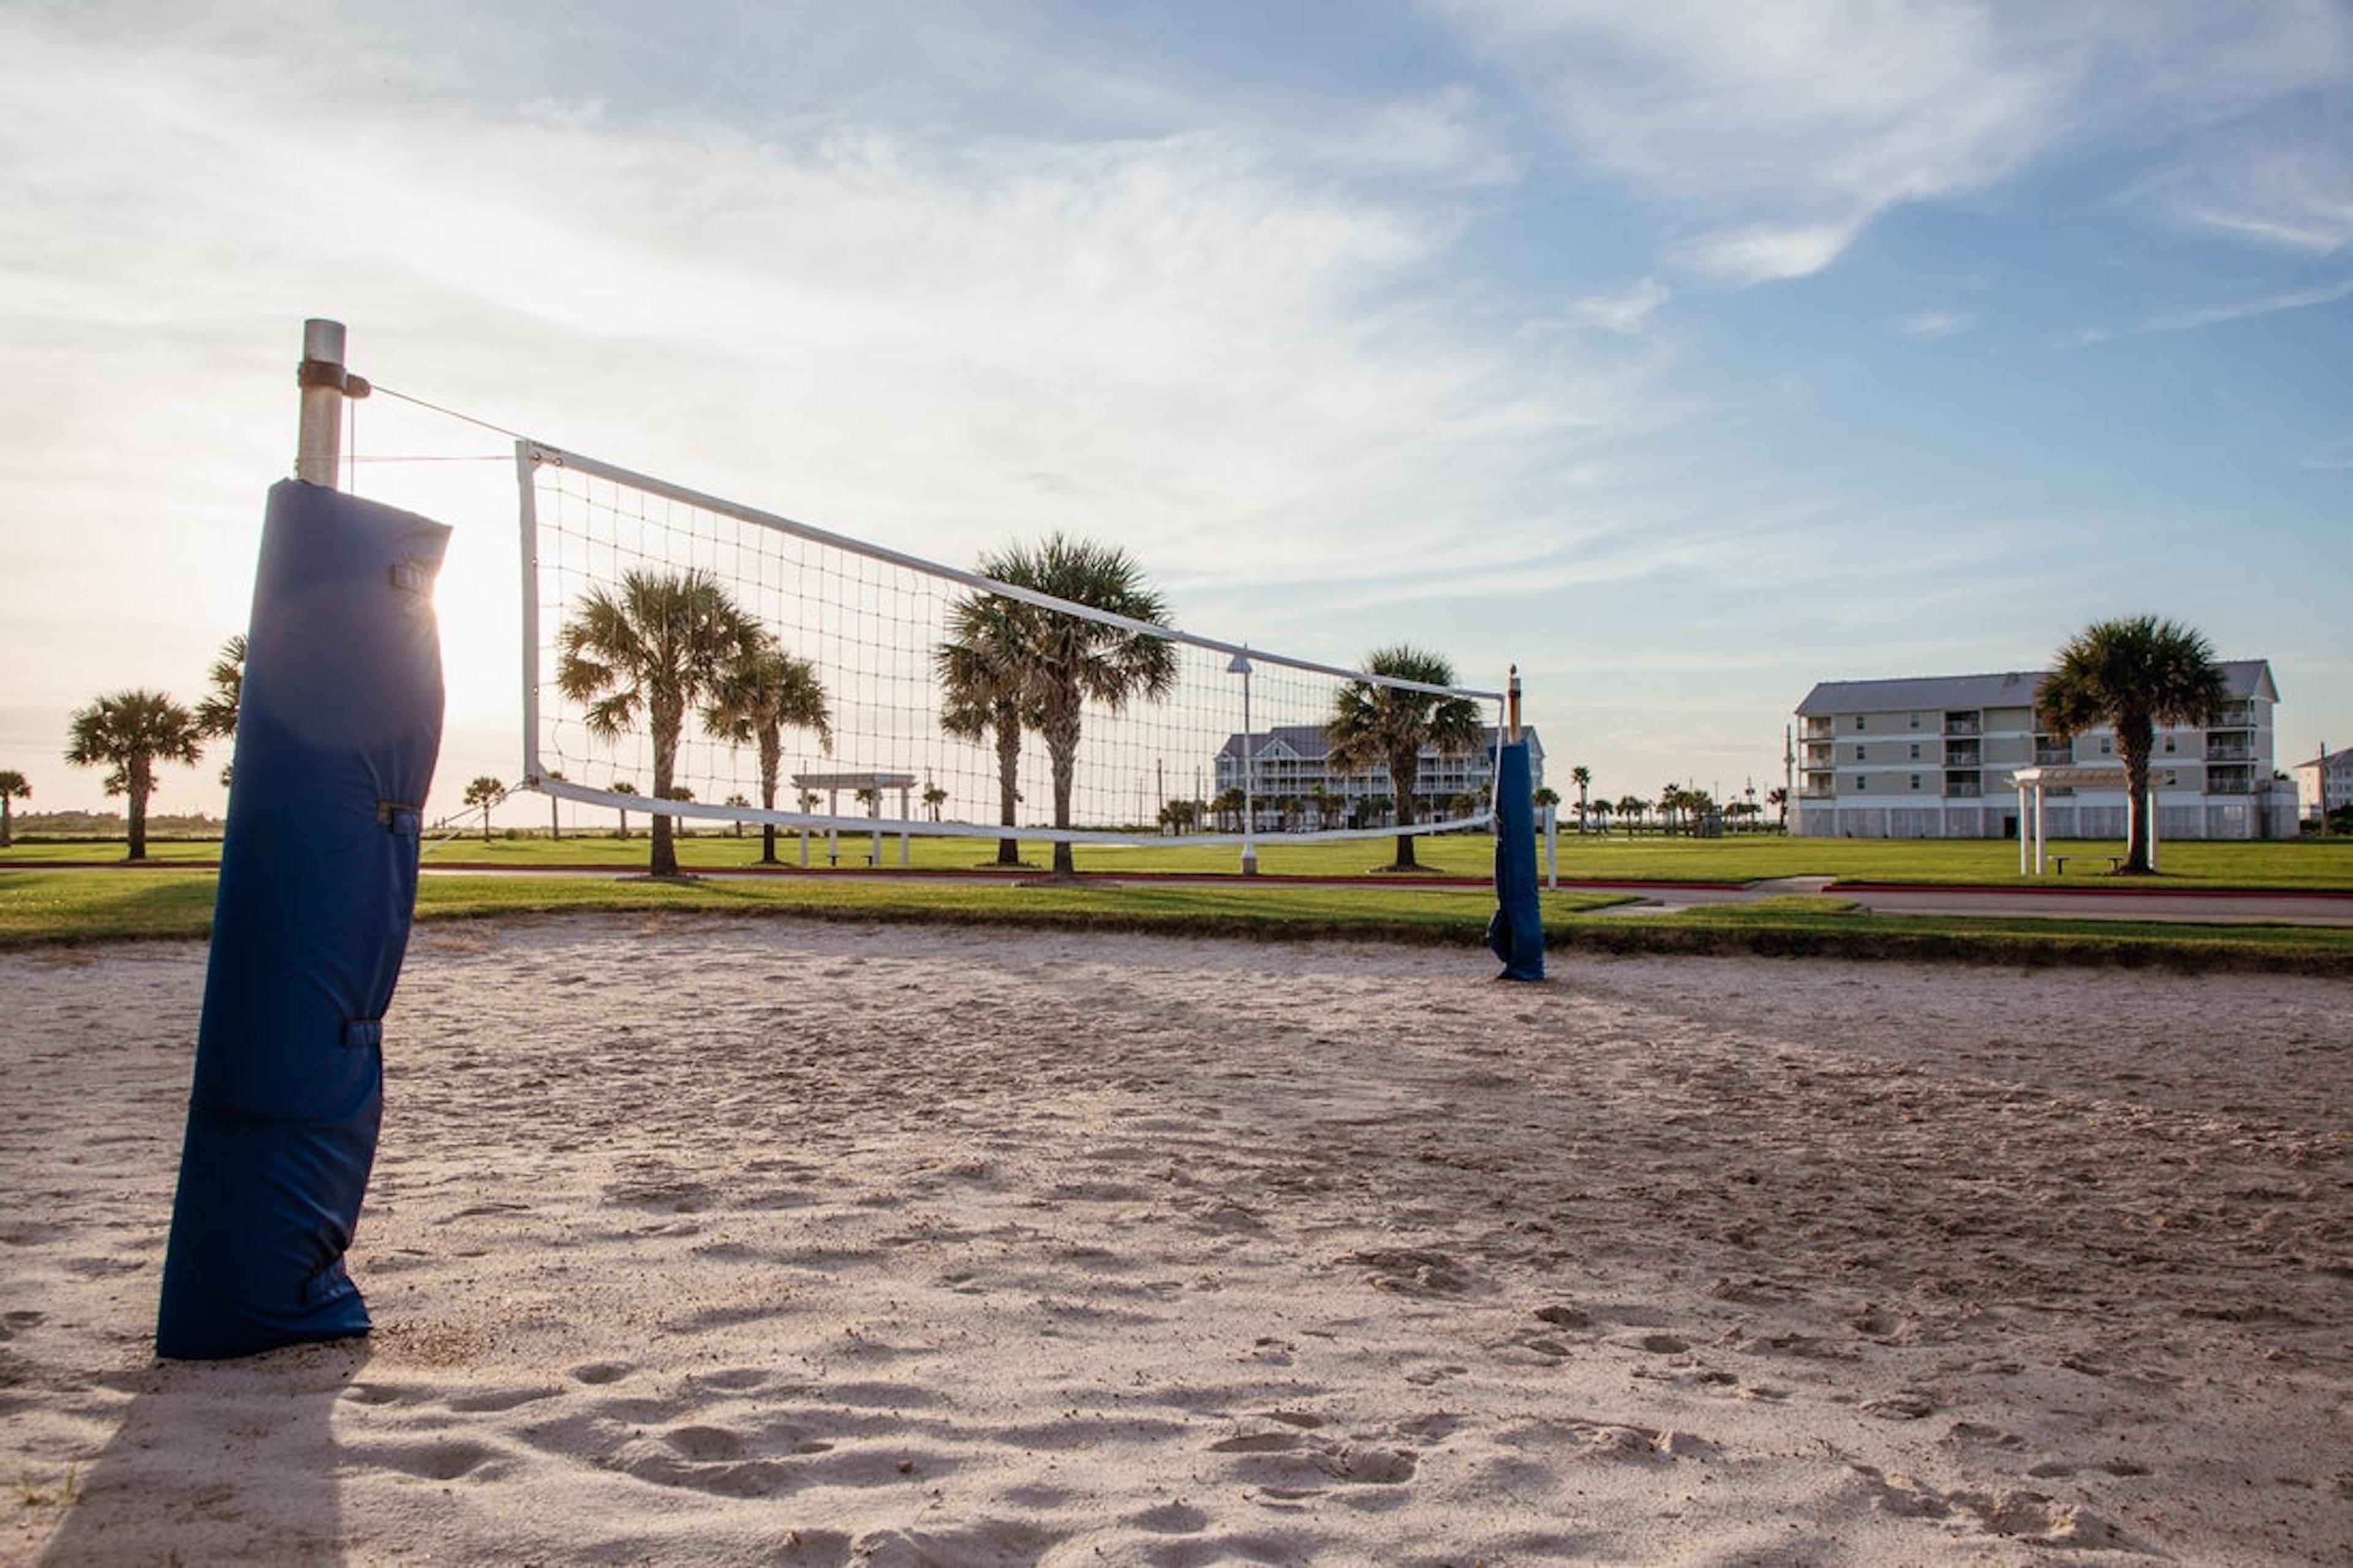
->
(1575, 875), (2353, 926)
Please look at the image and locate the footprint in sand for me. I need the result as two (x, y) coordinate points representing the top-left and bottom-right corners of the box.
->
(1343, 1247), (1476, 1296)
(569, 1360), (632, 1385)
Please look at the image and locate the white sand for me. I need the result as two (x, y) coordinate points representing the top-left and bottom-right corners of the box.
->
(4, 916), (2348, 1566)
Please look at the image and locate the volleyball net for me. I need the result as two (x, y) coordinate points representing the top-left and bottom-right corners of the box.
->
(518, 441), (1506, 848)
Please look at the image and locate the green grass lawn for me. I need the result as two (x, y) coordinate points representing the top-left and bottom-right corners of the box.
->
(6, 865), (2348, 974)
(0, 867), (1623, 950)
(11, 827), (2352, 890)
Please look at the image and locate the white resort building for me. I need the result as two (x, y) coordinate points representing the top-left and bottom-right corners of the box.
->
(1793, 662), (2294, 840)
(2290, 747), (2353, 825)
(1213, 725), (1545, 830)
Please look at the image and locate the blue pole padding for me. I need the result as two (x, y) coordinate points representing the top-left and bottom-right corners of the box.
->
(1486, 741), (1546, 982)
(156, 480), (450, 1360)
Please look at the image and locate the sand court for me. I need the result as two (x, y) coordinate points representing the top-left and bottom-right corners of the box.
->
(4, 916), (2348, 1565)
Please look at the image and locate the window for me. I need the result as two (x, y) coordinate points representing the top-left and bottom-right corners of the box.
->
(1857, 745), (1867, 762)
(1909, 775), (1921, 790)
(2162, 737), (2176, 755)
(1855, 715), (1868, 732)
(2099, 738), (2113, 756)
(1909, 713), (1920, 730)
(1909, 743), (1920, 759)
(1855, 775), (1868, 790)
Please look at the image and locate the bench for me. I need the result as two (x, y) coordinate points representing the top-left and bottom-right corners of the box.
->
(2051, 854), (2122, 874)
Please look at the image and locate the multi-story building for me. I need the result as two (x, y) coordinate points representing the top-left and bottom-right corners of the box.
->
(2290, 747), (2353, 826)
(1213, 725), (1544, 830)
(1793, 662), (2292, 840)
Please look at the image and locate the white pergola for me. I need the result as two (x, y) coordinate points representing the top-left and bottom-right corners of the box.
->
(790, 770), (920, 868)
(2007, 765), (2145, 874)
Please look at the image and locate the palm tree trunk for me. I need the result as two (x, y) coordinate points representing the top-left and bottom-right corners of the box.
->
(759, 740), (782, 866)
(650, 696), (682, 878)
(1049, 738), (1078, 879)
(1389, 756), (1419, 869)
(1, 797), (12, 847)
(994, 717), (1022, 867)
(2118, 718), (2155, 874)
(126, 759), (151, 862)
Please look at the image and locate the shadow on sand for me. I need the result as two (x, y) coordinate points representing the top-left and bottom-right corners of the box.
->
(36, 1338), (368, 1567)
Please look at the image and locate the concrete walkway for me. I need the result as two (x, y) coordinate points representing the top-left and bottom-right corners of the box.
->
(1576, 874), (2353, 926)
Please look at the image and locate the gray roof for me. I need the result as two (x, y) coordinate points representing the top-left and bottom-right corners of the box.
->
(1217, 724), (1539, 762)
(1796, 661), (2277, 716)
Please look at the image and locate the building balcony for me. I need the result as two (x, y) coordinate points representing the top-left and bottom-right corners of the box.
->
(1802, 718), (1833, 740)
(1944, 744), (1982, 767)
(2033, 744), (2072, 766)
(1942, 715), (1982, 737)
(2205, 741), (2252, 762)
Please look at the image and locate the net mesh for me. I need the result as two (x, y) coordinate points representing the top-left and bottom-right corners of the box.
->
(520, 441), (1505, 844)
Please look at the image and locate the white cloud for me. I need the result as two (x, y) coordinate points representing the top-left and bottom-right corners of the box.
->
(2061, 275), (2353, 345)
(1678, 221), (1863, 285)
(1439, 0), (2353, 278)
(1563, 277), (1670, 333)
(1897, 309), (1974, 339)
(1441, 0), (2059, 279)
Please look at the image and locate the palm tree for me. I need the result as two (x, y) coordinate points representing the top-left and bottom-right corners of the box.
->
(725, 793), (751, 836)
(2037, 615), (2226, 874)
(556, 569), (759, 877)
(1533, 785), (1562, 827)
(704, 632), (832, 866)
(0, 770), (28, 847)
(195, 634), (245, 787)
(1616, 793), (1646, 833)
(1327, 646), (1484, 871)
(546, 768), (566, 840)
(463, 776), (504, 843)
(66, 690), (203, 861)
(970, 534), (1176, 879)
(1659, 784), (1707, 836)
(1570, 765), (1591, 834)
(1590, 797), (1614, 835)
(610, 780), (638, 839)
(938, 588), (1041, 868)
(1767, 784), (1789, 833)
(923, 784), (948, 822)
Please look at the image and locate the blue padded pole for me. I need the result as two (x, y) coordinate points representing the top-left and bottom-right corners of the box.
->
(156, 480), (450, 1360)
(1486, 741), (1546, 982)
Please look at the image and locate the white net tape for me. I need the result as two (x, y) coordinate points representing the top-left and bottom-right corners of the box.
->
(519, 441), (1505, 845)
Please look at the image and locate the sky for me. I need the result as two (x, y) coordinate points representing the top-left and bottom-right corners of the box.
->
(2, 0), (2347, 825)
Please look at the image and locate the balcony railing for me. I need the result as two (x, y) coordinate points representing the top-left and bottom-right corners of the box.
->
(1944, 745), (1982, 767)
(2033, 745), (2071, 766)
(1802, 718), (1833, 740)
(1943, 716), (1981, 737)
(2205, 742), (2252, 762)
(1944, 782), (1983, 798)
